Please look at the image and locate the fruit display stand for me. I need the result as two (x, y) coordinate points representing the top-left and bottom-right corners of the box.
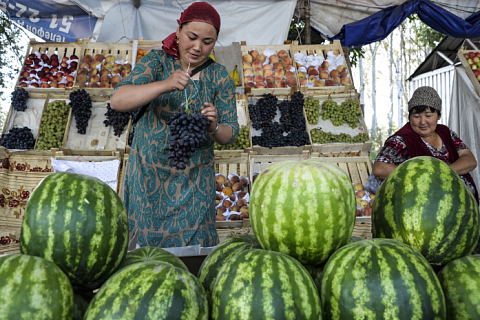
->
(310, 153), (372, 186)
(74, 39), (133, 94)
(216, 219), (253, 244)
(0, 154), (54, 256)
(351, 216), (372, 239)
(307, 93), (371, 155)
(291, 40), (354, 94)
(240, 42), (298, 96)
(248, 95), (313, 155)
(16, 39), (83, 93)
(61, 94), (130, 156)
(457, 49), (480, 97)
(130, 38), (163, 68)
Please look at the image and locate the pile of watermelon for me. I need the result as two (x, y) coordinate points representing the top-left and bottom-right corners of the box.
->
(1, 155), (480, 319)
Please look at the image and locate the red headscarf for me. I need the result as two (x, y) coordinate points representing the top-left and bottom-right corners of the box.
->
(162, 2), (221, 59)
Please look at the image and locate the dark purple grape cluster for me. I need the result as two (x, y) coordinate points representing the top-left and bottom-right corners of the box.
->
(11, 88), (29, 111)
(250, 91), (310, 148)
(103, 103), (132, 137)
(0, 126), (35, 149)
(166, 111), (209, 170)
(69, 89), (92, 134)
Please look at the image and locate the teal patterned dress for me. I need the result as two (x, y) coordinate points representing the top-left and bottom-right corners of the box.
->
(115, 50), (238, 248)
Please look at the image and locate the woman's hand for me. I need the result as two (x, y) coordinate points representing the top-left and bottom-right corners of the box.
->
(164, 69), (191, 93)
(201, 102), (218, 133)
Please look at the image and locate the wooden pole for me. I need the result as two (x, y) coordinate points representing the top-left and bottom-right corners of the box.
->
(304, 0), (311, 44)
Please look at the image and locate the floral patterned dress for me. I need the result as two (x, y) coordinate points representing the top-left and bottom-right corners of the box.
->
(115, 50), (238, 248)
(365, 129), (476, 196)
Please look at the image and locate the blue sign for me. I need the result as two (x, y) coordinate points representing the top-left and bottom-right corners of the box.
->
(0, 0), (98, 42)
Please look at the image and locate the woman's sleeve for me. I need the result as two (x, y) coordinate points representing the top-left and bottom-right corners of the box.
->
(215, 66), (239, 144)
(111, 50), (163, 95)
(449, 128), (468, 151)
(375, 135), (410, 165)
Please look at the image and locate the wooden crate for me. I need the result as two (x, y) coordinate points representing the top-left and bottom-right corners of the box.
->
(352, 216), (372, 239)
(291, 40), (354, 94)
(306, 93), (371, 154)
(457, 49), (480, 97)
(118, 154), (129, 201)
(249, 153), (311, 183)
(310, 154), (372, 186)
(214, 152), (249, 178)
(75, 39), (133, 94)
(216, 219), (253, 244)
(61, 93), (129, 156)
(16, 38), (83, 93)
(130, 38), (163, 68)
(240, 42), (298, 96)
(248, 95), (312, 155)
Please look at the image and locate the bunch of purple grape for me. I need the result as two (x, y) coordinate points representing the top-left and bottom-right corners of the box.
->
(166, 111), (209, 170)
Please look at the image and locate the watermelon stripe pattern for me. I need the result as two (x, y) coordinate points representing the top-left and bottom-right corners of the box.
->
(85, 262), (207, 320)
(211, 249), (322, 320)
(250, 159), (356, 265)
(198, 235), (262, 298)
(372, 157), (479, 265)
(121, 246), (188, 271)
(321, 239), (446, 320)
(438, 255), (480, 319)
(21, 172), (129, 291)
(0, 254), (74, 319)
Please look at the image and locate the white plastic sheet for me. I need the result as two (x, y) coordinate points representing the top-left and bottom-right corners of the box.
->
(449, 66), (480, 193)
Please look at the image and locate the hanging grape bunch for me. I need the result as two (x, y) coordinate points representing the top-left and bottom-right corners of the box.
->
(0, 127), (35, 149)
(341, 99), (362, 128)
(36, 100), (70, 150)
(104, 103), (135, 137)
(11, 88), (29, 111)
(304, 97), (320, 124)
(214, 125), (250, 150)
(166, 110), (209, 170)
(69, 89), (93, 134)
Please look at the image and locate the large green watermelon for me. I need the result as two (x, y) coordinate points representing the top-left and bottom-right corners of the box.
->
(211, 249), (322, 320)
(250, 159), (356, 265)
(20, 172), (129, 291)
(84, 262), (208, 320)
(121, 246), (188, 271)
(321, 239), (446, 320)
(437, 254), (480, 319)
(198, 235), (262, 300)
(372, 156), (479, 265)
(0, 254), (74, 319)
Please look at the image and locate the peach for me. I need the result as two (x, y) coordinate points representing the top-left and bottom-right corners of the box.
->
(356, 190), (366, 198)
(232, 182), (243, 192)
(274, 75), (284, 83)
(277, 50), (289, 59)
(223, 199), (233, 208)
(216, 182), (223, 192)
(88, 82), (99, 88)
(274, 69), (285, 76)
(265, 76), (275, 84)
(308, 68), (318, 76)
(89, 74), (100, 82)
(256, 81), (266, 88)
(217, 206), (227, 214)
(362, 207), (372, 216)
(269, 54), (279, 64)
(273, 62), (283, 70)
(76, 74), (88, 83)
(314, 80), (324, 87)
(308, 74), (317, 83)
(66, 75), (75, 82)
(79, 62), (89, 69)
(30, 82), (39, 88)
(240, 206), (249, 214)
(90, 68), (98, 75)
(111, 75), (122, 83)
(224, 180), (233, 188)
(296, 62), (303, 68)
(40, 82), (50, 88)
(246, 82), (256, 88)
(216, 214), (226, 221)
(105, 55), (115, 63)
(252, 60), (262, 69)
(121, 70), (131, 78)
(340, 71), (348, 79)
(237, 191), (248, 199)
(254, 75), (264, 83)
(90, 61), (101, 69)
(286, 77), (297, 87)
(262, 64), (273, 71)
(244, 75), (253, 83)
(230, 214), (240, 220)
(230, 205), (240, 213)
(276, 81), (286, 88)
(285, 71), (295, 79)
(240, 212), (249, 220)
(281, 56), (292, 66)
(82, 54), (93, 63)
(354, 183), (364, 191)
(249, 50), (259, 60)
(253, 68), (264, 76)
(299, 78), (308, 86)
(66, 81), (74, 87)
(222, 187), (233, 196)
(330, 69), (339, 77)
(264, 69), (274, 77)
(100, 74), (111, 83)
(62, 57), (69, 63)
(319, 71), (329, 80)
(325, 80), (334, 86)
(337, 65), (346, 73)
(77, 81), (86, 88)
(332, 76), (341, 84)
(99, 81), (111, 88)
(111, 67), (122, 75)
(102, 61), (113, 69)
(49, 80), (58, 88)
(94, 54), (105, 62)
(256, 54), (266, 63)
(242, 54), (253, 64)
(341, 77), (352, 85)
(242, 63), (252, 70)
(57, 83), (66, 88)
(244, 68), (253, 75)
(321, 61), (329, 69)
(297, 72), (306, 80)
(99, 68), (110, 76)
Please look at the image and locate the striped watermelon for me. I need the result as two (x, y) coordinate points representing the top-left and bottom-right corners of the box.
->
(0, 254), (74, 319)
(303, 263), (325, 295)
(211, 249), (322, 320)
(198, 235), (262, 299)
(250, 159), (356, 265)
(20, 172), (129, 291)
(321, 239), (446, 320)
(121, 246), (188, 271)
(84, 262), (208, 320)
(437, 255), (480, 319)
(372, 156), (479, 265)
(73, 292), (92, 320)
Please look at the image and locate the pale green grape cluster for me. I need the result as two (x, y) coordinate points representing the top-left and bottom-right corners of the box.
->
(304, 97), (320, 124)
(320, 98), (362, 127)
(215, 125), (250, 150)
(341, 99), (362, 128)
(36, 100), (69, 150)
(310, 128), (369, 144)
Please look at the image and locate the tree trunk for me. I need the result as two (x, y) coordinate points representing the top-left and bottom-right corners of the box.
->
(369, 43), (380, 137)
(388, 33), (394, 135)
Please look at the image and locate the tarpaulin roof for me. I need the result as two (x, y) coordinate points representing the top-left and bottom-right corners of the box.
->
(2, 0), (480, 47)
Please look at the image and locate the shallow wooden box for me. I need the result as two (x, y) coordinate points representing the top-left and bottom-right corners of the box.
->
(457, 49), (480, 97)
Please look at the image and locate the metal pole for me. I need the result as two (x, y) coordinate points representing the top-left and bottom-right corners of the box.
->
(304, 0), (311, 45)
(466, 39), (479, 50)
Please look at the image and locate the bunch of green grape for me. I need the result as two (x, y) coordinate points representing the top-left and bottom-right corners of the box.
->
(215, 125), (250, 150)
(310, 128), (369, 144)
(320, 99), (344, 126)
(341, 99), (362, 128)
(36, 100), (70, 150)
(304, 97), (320, 124)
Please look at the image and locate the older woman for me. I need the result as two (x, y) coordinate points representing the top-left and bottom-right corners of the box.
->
(366, 86), (478, 203)
(110, 2), (239, 248)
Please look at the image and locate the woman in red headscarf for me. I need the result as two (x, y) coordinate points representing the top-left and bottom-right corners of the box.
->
(111, 2), (239, 249)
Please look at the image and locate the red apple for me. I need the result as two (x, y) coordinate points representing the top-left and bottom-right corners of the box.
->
(25, 59), (33, 65)
(70, 54), (79, 60)
(50, 54), (59, 61)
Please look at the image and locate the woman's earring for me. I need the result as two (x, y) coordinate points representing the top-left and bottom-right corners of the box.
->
(176, 37), (179, 44)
